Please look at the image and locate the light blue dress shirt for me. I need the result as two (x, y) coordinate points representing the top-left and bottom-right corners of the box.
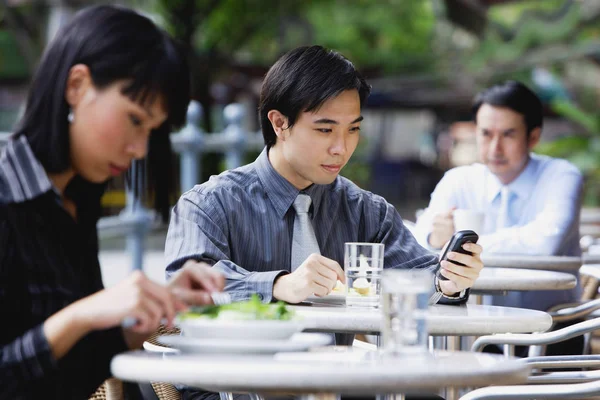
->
(415, 153), (583, 311)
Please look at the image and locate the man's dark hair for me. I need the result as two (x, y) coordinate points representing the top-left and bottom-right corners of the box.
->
(472, 80), (543, 136)
(259, 45), (371, 148)
(14, 5), (190, 220)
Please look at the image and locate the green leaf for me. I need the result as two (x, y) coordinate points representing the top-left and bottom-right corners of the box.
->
(535, 136), (589, 157)
(551, 99), (600, 134)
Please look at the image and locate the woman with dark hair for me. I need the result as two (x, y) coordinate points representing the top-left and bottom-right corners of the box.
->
(0, 5), (223, 399)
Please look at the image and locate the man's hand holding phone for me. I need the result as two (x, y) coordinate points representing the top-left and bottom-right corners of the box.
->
(437, 230), (484, 296)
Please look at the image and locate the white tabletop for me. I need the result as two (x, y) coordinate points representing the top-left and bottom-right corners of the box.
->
(583, 254), (600, 265)
(580, 263), (600, 280)
(293, 303), (552, 336)
(581, 208), (600, 224)
(481, 255), (581, 271)
(111, 350), (530, 395)
(472, 267), (577, 293)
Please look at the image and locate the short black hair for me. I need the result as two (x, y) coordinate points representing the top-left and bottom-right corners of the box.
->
(14, 5), (190, 220)
(259, 45), (371, 148)
(472, 80), (543, 136)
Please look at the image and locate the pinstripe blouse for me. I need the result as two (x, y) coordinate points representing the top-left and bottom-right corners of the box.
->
(166, 148), (445, 303)
(0, 136), (127, 399)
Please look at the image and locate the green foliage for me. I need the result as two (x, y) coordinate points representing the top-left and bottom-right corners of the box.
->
(0, 31), (29, 79)
(467, 1), (586, 73)
(152, 0), (437, 73)
(306, 0), (436, 73)
(536, 99), (600, 206)
(551, 99), (600, 134)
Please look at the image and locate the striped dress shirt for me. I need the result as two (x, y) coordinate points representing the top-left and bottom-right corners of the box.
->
(166, 148), (461, 304)
(0, 136), (128, 399)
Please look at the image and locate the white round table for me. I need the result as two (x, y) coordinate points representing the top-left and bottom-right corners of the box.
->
(111, 350), (530, 396)
(481, 255), (581, 272)
(293, 303), (552, 336)
(583, 254), (600, 265)
(472, 267), (577, 293)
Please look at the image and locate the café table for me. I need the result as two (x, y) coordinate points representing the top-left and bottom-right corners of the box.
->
(111, 349), (531, 399)
(583, 253), (600, 265)
(480, 255), (581, 272)
(292, 303), (552, 336)
(471, 267), (577, 294)
(291, 303), (549, 400)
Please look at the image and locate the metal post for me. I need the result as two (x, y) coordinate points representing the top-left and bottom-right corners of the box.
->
(170, 101), (204, 193)
(121, 160), (152, 271)
(223, 103), (246, 170)
(504, 344), (516, 358)
(445, 336), (461, 400)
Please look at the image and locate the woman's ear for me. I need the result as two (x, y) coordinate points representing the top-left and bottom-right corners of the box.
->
(267, 110), (289, 141)
(65, 64), (93, 107)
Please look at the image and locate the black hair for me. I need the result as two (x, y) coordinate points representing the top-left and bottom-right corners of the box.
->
(14, 5), (190, 221)
(472, 80), (543, 136)
(259, 45), (371, 148)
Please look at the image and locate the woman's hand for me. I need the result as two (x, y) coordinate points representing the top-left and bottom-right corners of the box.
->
(75, 271), (187, 333)
(167, 260), (225, 305)
(45, 270), (186, 356)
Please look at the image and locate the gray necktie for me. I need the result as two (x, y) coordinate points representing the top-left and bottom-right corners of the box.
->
(291, 194), (321, 271)
(291, 194), (349, 346)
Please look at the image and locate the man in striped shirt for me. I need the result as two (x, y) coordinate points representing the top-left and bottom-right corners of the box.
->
(165, 45), (483, 309)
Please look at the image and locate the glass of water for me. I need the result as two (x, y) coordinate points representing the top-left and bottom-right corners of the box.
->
(344, 243), (384, 307)
(380, 269), (433, 355)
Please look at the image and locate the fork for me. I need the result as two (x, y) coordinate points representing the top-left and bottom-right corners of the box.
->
(428, 291), (443, 306)
(122, 291), (233, 328)
(211, 291), (232, 305)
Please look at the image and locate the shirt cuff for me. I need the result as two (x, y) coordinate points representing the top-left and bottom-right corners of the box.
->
(434, 276), (469, 305)
(23, 323), (58, 378)
(425, 233), (443, 252)
(241, 270), (289, 303)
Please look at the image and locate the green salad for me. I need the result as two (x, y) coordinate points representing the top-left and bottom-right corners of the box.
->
(178, 294), (295, 321)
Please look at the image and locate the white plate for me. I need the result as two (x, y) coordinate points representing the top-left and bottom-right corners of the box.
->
(177, 318), (304, 340)
(157, 333), (332, 354)
(143, 341), (180, 354)
(306, 292), (346, 305)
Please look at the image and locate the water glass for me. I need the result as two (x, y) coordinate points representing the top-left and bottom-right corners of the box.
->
(344, 243), (384, 307)
(380, 269), (433, 355)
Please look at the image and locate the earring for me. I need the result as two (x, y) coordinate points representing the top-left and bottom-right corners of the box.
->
(67, 109), (74, 123)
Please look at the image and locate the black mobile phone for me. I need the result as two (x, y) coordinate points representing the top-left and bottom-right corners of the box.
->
(437, 230), (479, 281)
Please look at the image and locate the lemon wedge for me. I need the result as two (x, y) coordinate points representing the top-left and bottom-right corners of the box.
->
(332, 280), (345, 293)
(352, 277), (371, 295)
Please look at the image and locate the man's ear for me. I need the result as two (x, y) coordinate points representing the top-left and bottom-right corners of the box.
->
(64, 64), (94, 108)
(527, 127), (541, 150)
(267, 110), (290, 141)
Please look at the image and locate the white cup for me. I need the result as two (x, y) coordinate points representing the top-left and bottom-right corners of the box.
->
(453, 209), (485, 234)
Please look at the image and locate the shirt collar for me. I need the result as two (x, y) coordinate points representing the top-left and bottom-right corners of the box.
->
(0, 135), (56, 204)
(255, 147), (327, 219)
(485, 155), (538, 203)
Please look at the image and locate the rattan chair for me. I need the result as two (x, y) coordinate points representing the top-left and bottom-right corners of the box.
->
(144, 325), (182, 400)
(89, 378), (123, 400)
(89, 325), (182, 400)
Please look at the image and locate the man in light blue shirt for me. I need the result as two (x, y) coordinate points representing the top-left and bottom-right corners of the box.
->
(416, 80), (583, 313)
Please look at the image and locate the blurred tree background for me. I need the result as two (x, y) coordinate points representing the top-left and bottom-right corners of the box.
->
(3, 0), (600, 209)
